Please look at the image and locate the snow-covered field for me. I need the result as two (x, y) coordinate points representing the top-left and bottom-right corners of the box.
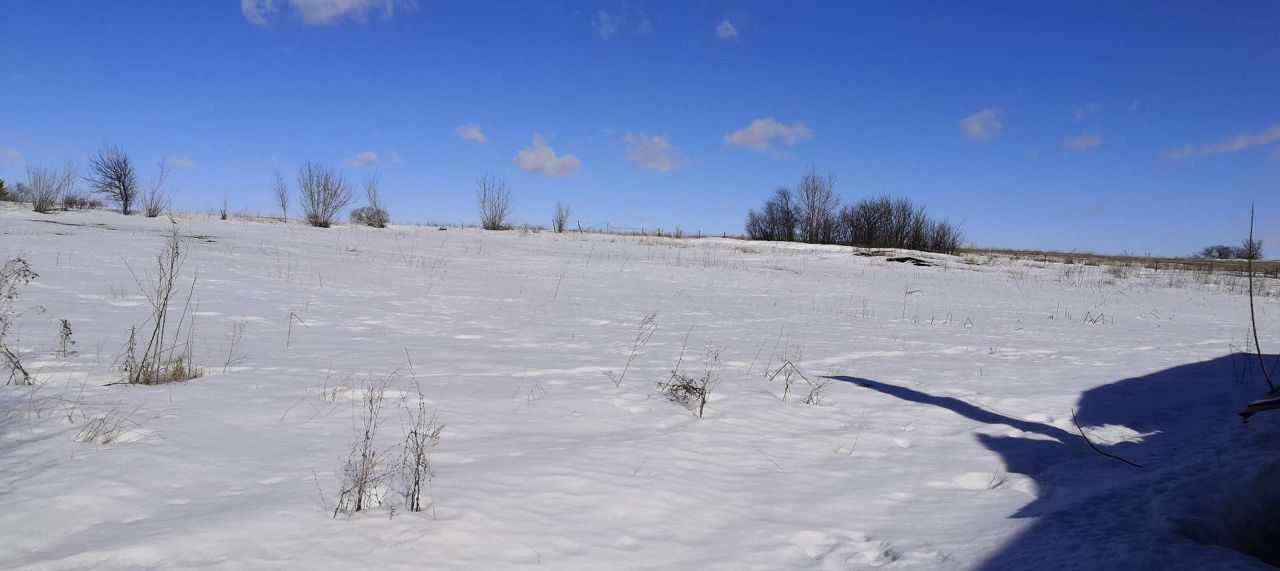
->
(2, 205), (1278, 570)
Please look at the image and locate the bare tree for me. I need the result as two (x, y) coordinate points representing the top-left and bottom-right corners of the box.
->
(24, 162), (78, 214)
(796, 168), (839, 244)
(552, 201), (570, 233)
(1239, 237), (1264, 261)
(86, 145), (140, 215)
(351, 174), (389, 228)
(141, 159), (171, 218)
(297, 162), (353, 228)
(273, 168), (289, 220)
(476, 174), (512, 230)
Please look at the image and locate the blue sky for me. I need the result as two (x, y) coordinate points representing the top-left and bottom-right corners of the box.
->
(2, 1), (1277, 255)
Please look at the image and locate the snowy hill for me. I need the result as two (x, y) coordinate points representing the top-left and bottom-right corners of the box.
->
(2, 205), (1277, 569)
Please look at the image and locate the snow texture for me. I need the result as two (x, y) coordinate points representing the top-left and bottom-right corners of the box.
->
(1, 206), (1278, 569)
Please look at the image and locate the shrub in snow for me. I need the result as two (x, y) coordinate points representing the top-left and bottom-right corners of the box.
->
(121, 225), (202, 385)
(476, 174), (513, 230)
(1, 256), (37, 385)
(298, 162), (353, 228)
(552, 201), (570, 233)
(658, 341), (721, 418)
(24, 163), (78, 214)
(335, 374), (391, 517)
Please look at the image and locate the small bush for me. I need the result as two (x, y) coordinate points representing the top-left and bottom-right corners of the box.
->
(139, 159), (171, 218)
(351, 174), (389, 228)
(658, 341), (721, 418)
(350, 206), (389, 227)
(298, 162), (353, 228)
(335, 374), (391, 517)
(25, 163), (78, 214)
(552, 201), (570, 233)
(476, 174), (513, 230)
(121, 225), (202, 385)
(62, 192), (104, 211)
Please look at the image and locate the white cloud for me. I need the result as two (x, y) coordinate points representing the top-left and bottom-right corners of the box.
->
(959, 108), (1003, 141)
(0, 146), (23, 166)
(344, 150), (380, 167)
(715, 19), (738, 39)
(241, 0), (277, 26)
(167, 157), (196, 169)
(592, 10), (619, 39)
(623, 133), (682, 172)
(637, 18), (653, 35)
(723, 118), (812, 152)
(1162, 124), (1280, 161)
(242, 0), (414, 27)
(1063, 131), (1102, 151)
(1073, 102), (1101, 121)
(457, 124), (487, 145)
(514, 135), (580, 178)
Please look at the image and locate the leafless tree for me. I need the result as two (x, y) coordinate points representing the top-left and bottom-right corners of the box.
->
(797, 168), (839, 244)
(141, 159), (171, 217)
(746, 187), (799, 241)
(298, 162), (353, 228)
(86, 144), (140, 215)
(552, 201), (570, 233)
(476, 174), (512, 230)
(1240, 237), (1264, 261)
(25, 162), (78, 214)
(350, 174), (389, 228)
(273, 168), (289, 220)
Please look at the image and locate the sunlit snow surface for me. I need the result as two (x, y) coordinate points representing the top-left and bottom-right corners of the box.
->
(2, 206), (1277, 569)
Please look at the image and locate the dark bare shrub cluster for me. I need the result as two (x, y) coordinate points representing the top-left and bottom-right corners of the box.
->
(476, 174), (512, 230)
(0, 179), (9, 201)
(62, 192), (104, 211)
(24, 163), (79, 214)
(350, 174), (389, 228)
(1, 257), (38, 385)
(86, 144), (141, 215)
(298, 162), (352, 228)
(1200, 241), (1264, 261)
(745, 187), (799, 241)
(746, 169), (964, 254)
(838, 196), (964, 254)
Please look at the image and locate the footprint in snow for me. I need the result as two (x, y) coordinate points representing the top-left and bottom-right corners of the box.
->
(789, 530), (898, 569)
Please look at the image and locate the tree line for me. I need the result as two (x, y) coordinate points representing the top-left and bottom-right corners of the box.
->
(745, 169), (965, 254)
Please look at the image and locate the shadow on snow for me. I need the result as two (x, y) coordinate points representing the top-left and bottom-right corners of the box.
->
(831, 352), (1280, 570)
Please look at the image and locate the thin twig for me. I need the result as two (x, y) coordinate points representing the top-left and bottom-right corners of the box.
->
(1071, 408), (1142, 468)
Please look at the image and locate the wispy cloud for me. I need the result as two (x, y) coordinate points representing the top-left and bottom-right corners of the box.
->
(242, 0), (415, 27)
(167, 157), (196, 169)
(723, 118), (811, 152)
(637, 18), (653, 35)
(457, 124), (487, 145)
(0, 146), (23, 166)
(715, 19), (738, 39)
(1162, 124), (1280, 161)
(514, 135), (580, 177)
(592, 10), (619, 39)
(1063, 131), (1102, 151)
(1073, 102), (1101, 121)
(623, 133), (682, 172)
(959, 108), (1003, 141)
(344, 150), (380, 167)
